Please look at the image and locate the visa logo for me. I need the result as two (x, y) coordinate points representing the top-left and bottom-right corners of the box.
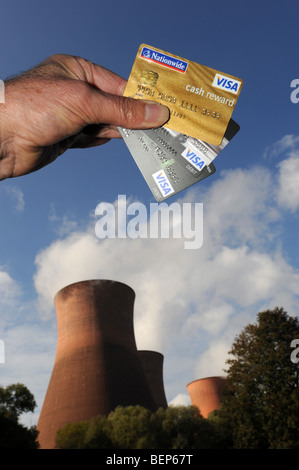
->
(181, 148), (206, 171)
(212, 73), (242, 95)
(152, 170), (175, 197)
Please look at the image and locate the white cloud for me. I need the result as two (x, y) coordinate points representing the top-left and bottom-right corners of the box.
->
(201, 166), (280, 249)
(276, 153), (299, 212)
(264, 134), (299, 160)
(48, 203), (78, 236)
(263, 134), (299, 212)
(1, 319), (57, 426)
(0, 269), (56, 426)
(184, 302), (235, 337)
(193, 339), (231, 379)
(0, 269), (21, 309)
(3, 185), (25, 212)
(169, 393), (191, 407)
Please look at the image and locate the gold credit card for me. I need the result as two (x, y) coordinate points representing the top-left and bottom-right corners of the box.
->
(123, 44), (243, 145)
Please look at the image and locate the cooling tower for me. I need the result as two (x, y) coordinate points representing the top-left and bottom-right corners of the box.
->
(138, 350), (168, 409)
(37, 280), (156, 449)
(187, 376), (226, 418)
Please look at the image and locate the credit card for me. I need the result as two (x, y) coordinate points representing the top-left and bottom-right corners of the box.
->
(141, 118), (240, 175)
(118, 126), (216, 201)
(118, 119), (239, 201)
(123, 44), (243, 145)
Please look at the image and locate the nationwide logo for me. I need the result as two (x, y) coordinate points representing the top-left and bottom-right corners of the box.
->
(212, 73), (242, 95)
(152, 169), (175, 197)
(181, 148), (206, 171)
(140, 46), (188, 73)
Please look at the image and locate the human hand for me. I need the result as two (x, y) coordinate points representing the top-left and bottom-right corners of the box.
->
(0, 54), (170, 180)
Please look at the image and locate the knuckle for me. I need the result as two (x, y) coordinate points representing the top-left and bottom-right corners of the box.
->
(119, 97), (142, 125)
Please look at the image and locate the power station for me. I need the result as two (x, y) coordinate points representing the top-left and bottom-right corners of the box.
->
(37, 279), (225, 449)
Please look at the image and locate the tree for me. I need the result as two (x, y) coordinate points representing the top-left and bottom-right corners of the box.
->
(56, 415), (114, 449)
(56, 405), (224, 449)
(151, 405), (224, 449)
(217, 307), (299, 449)
(107, 405), (154, 449)
(55, 421), (90, 449)
(0, 383), (36, 419)
(0, 383), (39, 449)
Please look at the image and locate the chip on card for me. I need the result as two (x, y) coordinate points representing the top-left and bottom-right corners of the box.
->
(123, 44), (243, 145)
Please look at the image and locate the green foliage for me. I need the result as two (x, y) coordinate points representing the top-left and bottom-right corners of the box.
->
(56, 405), (224, 449)
(0, 383), (39, 449)
(0, 383), (37, 419)
(151, 405), (224, 449)
(56, 416), (114, 449)
(217, 307), (299, 449)
(107, 405), (154, 449)
(83, 415), (114, 449)
(55, 421), (89, 449)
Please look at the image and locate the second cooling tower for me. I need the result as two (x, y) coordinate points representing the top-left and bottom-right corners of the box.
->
(187, 376), (226, 418)
(37, 280), (157, 449)
(138, 350), (168, 409)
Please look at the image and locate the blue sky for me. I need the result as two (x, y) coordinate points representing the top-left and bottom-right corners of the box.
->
(0, 0), (298, 426)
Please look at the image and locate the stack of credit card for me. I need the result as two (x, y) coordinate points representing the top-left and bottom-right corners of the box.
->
(119, 44), (243, 201)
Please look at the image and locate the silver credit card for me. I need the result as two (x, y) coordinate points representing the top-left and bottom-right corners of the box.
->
(118, 119), (239, 201)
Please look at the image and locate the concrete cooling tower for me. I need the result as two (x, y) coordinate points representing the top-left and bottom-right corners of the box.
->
(187, 376), (226, 418)
(138, 350), (168, 410)
(37, 280), (159, 449)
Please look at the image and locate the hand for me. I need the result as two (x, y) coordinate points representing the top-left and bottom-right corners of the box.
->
(0, 54), (170, 179)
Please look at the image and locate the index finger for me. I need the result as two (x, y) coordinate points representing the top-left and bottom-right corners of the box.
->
(77, 57), (128, 96)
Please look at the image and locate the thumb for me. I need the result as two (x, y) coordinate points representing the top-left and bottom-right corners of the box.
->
(89, 91), (170, 129)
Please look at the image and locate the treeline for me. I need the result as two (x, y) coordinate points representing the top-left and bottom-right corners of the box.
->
(55, 405), (228, 449)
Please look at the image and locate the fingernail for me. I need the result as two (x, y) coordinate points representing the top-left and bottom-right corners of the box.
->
(144, 101), (170, 126)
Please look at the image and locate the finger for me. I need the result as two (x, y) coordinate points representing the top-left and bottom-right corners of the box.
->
(89, 66), (127, 96)
(88, 90), (170, 129)
(74, 56), (128, 96)
(44, 55), (128, 96)
(69, 134), (111, 148)
(81, 124), (122, 139)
